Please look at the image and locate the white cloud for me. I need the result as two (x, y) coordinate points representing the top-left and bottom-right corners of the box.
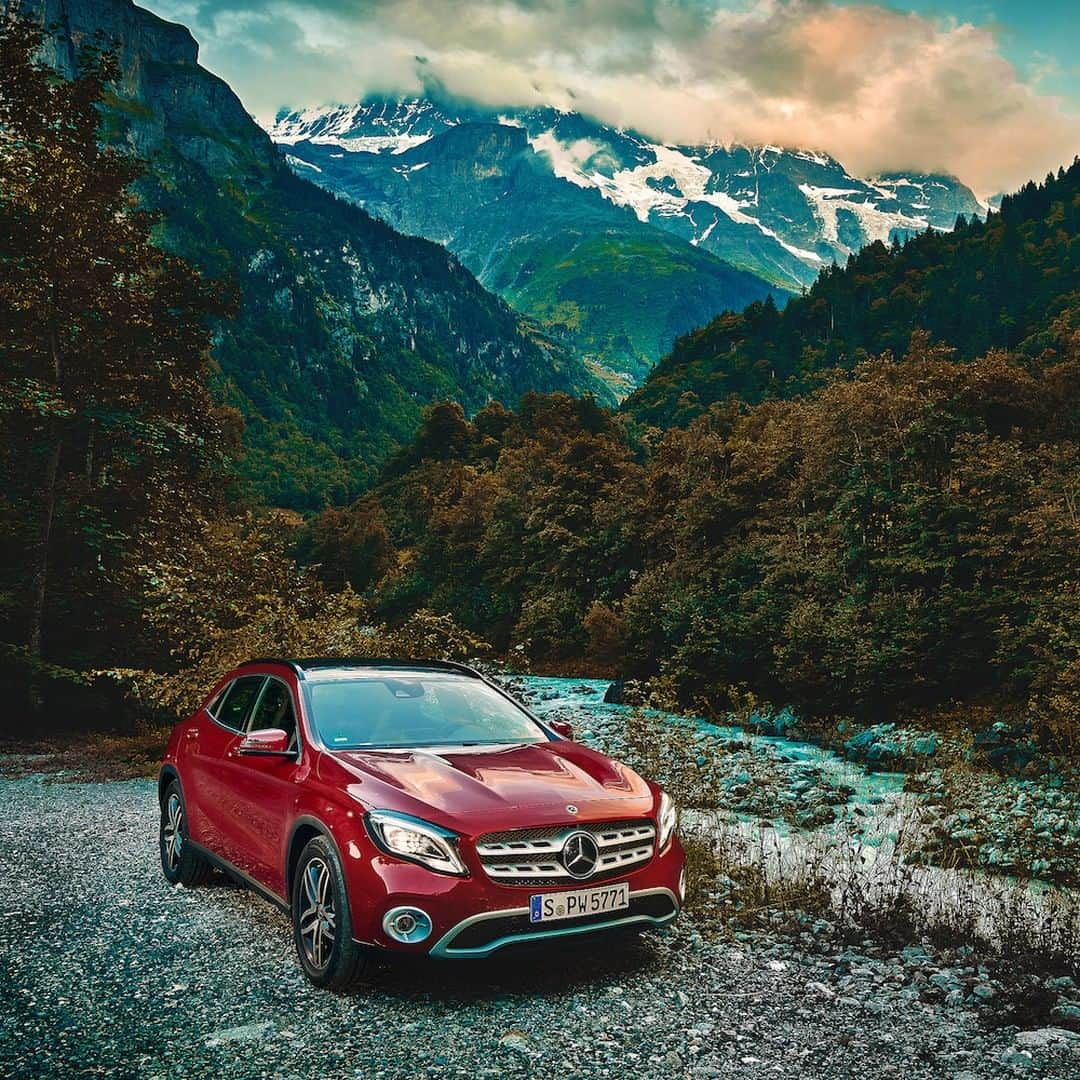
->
(152, 0), (1079, 195)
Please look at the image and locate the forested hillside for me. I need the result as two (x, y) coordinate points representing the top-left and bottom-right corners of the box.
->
(625, 161), (1080, 428)
(0, 15), (494, 721)
(307, 165), (1080, 748)
(8, 0), (603, 509)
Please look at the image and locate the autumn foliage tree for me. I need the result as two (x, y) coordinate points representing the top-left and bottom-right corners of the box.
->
(311, 328), (1080, 748)
(114, 512), (488, 718)
(0, 17), (229, 717)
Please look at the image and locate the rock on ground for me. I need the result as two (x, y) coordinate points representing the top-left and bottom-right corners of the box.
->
(1, 773), (1078, 1079)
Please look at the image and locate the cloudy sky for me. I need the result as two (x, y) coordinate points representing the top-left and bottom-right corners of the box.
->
(147, 0), (1078, 195)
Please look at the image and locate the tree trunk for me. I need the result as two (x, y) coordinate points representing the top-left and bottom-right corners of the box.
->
(27, 436), (62, 661)
(27, 323), (63, 712)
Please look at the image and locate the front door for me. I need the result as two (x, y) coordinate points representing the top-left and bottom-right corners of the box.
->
(187, 675), (264, 862)
(224, 676), (305, 898)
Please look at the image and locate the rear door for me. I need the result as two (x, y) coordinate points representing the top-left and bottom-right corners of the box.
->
(186, 675), (265, 860)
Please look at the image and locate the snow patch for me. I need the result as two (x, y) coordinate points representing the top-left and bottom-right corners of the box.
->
(297, 133), (433, 155)
(392, 161), (431, 180)
(792, 149), (836, 167)
(799, 184), (926, 249)
(286, 154), (322, 173)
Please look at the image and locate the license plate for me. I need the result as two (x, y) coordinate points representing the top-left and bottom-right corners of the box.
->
(529, 882), (629, 923)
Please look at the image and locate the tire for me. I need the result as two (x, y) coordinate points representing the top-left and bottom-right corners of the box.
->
(159, 780), (212, 886)
(292, 835), (368, 991)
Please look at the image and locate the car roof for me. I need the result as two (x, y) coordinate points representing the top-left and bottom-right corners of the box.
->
(235, 657), (482, 682)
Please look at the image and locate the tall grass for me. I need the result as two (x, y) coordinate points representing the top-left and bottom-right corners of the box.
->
(621, 708), (1080, 978)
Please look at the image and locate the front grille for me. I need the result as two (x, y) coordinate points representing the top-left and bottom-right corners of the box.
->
(475, 819), (656, 886)
(445, 892), (678, 952)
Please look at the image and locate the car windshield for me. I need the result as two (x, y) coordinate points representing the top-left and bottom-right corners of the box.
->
(308, 675), (548, 750)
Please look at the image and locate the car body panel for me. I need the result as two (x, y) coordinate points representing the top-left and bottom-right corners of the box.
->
(159, 659), (685, 958)
(182, 710), (238, 856)
(330, 740), (652, 829)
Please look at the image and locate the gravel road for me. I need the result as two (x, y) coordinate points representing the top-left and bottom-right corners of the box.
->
(1, 772), (1078, 1080)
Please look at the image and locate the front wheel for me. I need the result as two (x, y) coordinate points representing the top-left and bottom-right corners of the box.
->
(292, 836), (368, 991)
(159, 781), (212, 886)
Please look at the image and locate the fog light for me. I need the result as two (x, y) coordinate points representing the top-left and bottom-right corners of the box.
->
(383, 906), (432, 944)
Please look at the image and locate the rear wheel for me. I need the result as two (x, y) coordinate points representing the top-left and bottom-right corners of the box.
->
(292, 836), (368, 991)
(159, 781), (212, 886)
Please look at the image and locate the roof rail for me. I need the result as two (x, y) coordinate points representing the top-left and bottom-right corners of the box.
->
(237, 658), (309, 680)
(237, 657), (483, 680)
(296, 657), (481, 677)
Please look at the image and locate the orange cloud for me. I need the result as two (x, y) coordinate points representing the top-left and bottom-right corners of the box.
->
(160, 0), (1079, 195)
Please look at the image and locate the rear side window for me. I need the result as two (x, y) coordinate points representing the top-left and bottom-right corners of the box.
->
(214, 676), (265, 733)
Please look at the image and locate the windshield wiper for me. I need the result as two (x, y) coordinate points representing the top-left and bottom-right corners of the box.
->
(334, 739), (524, 750)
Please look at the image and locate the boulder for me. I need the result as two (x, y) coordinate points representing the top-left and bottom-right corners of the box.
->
(603, 680), (625, 704)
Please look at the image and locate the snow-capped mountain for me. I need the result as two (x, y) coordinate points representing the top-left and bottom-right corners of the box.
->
(272, 99), (984, 286)
(273, 99), (461, 155)
(269, 98), (983, 382)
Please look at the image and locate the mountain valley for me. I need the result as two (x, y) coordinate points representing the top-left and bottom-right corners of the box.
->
(273, 97), (985, 382)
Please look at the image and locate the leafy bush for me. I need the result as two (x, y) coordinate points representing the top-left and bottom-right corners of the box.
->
(105, 511), (487, 718)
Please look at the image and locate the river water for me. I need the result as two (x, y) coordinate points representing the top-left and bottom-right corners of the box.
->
(517, 674), (906, 823)
(513, 675), (1076, 946)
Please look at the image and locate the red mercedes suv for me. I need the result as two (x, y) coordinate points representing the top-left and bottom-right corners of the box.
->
(158, 658), (685, 989)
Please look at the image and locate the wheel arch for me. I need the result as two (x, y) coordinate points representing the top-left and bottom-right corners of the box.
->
(157, 765), (180, 806)
(286, 815), (347, 909)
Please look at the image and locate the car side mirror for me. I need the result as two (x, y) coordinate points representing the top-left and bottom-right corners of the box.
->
(238, 728), (293, 756)
(549, 719), (574, 740)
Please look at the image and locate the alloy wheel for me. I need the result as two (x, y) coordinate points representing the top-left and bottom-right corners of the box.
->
(163, 792), (183, 871)
(298, 857), (336, 969)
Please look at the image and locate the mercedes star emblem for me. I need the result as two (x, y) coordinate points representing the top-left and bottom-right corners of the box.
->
(561, 831), (600, 879)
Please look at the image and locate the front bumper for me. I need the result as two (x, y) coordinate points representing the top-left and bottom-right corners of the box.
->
(430, 885), (680, 958)
(341, 831), (686, 958)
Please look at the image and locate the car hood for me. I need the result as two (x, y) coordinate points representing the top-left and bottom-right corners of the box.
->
(330, 740), (654, 827)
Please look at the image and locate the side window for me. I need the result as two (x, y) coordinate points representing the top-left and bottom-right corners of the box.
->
(205, 685), (227, 719)
(215, 676), (266, 733)
(247, 678), (298, 751)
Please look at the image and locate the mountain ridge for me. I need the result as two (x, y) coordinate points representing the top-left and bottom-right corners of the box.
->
(272, 96), (985, 291)
(271, 96), (984, 384)
(274, 102), (789, 385)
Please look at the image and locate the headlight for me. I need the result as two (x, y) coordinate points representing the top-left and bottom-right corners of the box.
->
(365, 809), (467, 876)
(657, 790), (677, 852)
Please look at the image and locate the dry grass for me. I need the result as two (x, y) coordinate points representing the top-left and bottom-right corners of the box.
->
(680, 803), (1080, 981)
(0, 729), (168, 783)
(622, 709), (726, 808)
(681, 822), (833, 937)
